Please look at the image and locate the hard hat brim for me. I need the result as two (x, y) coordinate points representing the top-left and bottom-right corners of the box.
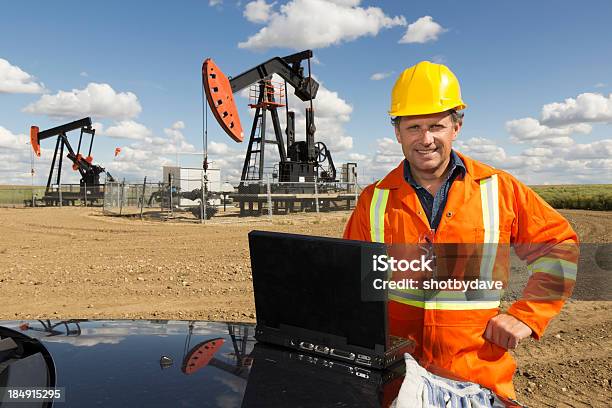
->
(389, 103), (467, 117)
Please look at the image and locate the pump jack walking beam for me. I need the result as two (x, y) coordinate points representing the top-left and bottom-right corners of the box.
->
(202, 50), (319, 144)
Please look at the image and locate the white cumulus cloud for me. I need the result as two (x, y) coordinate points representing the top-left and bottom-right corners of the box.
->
(171, 120), (185, 130)
(0, 126), (29, 149)
(104, 120), (152, 140)
(0, 58), (46, 94)
(523, 147), (554, 157)
(399, 16), (447, 44)
(162, 122), (196, 154)
(370, 137), (403, 170)
(370, 72), (392, 81)
(455, 136), (612, 184)
(244, 0), (275, 23)
(105, 121), (196, 181)
(0, 126), (54, 184)
(238, 0), (405, 50)
(570, 139), (612, 159)
(539, 136), (575, 148)
(209, 141), (230, 155)
(23, 83), (142, 120)
(455, 137), (511, 166)
(541, 93), (612, 126)
(505, 117), (591, 142)
(347, 152), (366, 161)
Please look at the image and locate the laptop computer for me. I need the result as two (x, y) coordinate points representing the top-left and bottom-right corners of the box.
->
(248, 230), (414, 369)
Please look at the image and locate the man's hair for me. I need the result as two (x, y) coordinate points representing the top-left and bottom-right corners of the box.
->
(391, 109), (464, 128)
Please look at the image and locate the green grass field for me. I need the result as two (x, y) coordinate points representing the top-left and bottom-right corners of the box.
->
(0, 186), (46, 205)
(0, 184), (610, 210)
(530, 184), (612, 211)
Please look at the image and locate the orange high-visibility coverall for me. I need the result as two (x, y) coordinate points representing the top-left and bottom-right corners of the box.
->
(343, 151), (579, 399)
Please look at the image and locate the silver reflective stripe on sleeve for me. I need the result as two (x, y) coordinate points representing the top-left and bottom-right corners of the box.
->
(479, 174), (500, 281)
(528, 257), (578, 280)
(369, 182), (390, 243)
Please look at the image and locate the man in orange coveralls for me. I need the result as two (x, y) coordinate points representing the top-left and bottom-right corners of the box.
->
(343, 61), (579, 400)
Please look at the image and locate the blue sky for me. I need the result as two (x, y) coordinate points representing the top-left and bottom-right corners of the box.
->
(1, 0), (611, 185)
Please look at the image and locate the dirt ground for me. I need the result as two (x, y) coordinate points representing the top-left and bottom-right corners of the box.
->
(0, 207), (610, 407)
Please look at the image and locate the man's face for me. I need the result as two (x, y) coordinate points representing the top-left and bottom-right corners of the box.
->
(394, 111), (461, 174)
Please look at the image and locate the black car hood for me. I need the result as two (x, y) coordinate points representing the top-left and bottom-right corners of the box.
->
(1, 320), (255, 407)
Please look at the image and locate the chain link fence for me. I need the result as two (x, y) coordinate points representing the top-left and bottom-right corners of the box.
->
(103, 180), (166, 218)
(102, 176), (361, 223)
(103, 177), (220, 221)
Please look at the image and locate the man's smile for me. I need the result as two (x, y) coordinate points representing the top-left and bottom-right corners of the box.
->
(415, 147), (438, 156)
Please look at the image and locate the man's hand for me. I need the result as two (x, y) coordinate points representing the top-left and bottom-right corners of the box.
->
(484, 314), (532, 350)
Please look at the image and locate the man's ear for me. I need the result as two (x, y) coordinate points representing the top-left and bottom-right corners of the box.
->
(451, 121), (462, 141)
(394, 123), (401, 143)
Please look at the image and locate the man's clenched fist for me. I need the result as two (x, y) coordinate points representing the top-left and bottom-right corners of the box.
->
(484, 314), (533, 350)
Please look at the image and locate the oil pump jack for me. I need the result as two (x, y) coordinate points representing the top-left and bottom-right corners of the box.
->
(202, 50), (337, 195)
(30, 117), (114, 206)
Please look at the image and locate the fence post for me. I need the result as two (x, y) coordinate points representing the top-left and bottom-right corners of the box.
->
(119, 179), (125, 215)
(58, 184), (62, 207)
(266, 176), (272, 219)
(159, 182), (163, 213)
(200, 175), (204, 224)
(314, 175), (320, 214)
(353, 178), (358, 206)
(84, 182), (88, 207)
(169, 174), (173, 219)
(140, 176), (147, 220)
(204, 176), (208, 223)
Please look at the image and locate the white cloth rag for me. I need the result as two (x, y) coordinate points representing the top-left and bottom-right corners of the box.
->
(390, 353), (505, 408)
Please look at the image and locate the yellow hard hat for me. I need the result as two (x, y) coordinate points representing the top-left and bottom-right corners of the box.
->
(389, 61), (466, 117)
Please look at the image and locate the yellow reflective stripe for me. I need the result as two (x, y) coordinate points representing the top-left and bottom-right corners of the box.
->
(479, 174), (499, 281)
(369, 188), (378, 242)
(389, 292), (500, 310)
(369, 182), (389, 243)
(390, 288), (501, 302)
(528, 257), (578, 280)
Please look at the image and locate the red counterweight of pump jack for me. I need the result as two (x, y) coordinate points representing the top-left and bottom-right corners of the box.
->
(202, 58), (244, 143)
(30, 126), (41, 157)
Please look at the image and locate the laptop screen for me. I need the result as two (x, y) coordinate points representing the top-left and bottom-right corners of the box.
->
(248, 231), (387, 349)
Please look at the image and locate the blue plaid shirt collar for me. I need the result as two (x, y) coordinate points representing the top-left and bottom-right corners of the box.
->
(403, 150), (466, 188)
